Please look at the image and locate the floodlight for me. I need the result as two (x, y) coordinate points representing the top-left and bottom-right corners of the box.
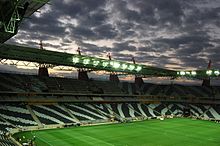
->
(214, 70), (220, 76)
(191, 71), (197, 76)
(83, 58), (90, 64)
(128, 65), (135, 71)
(121, 64), (128, 70)
(180, 71), (185, 76)
(93, 60), (100, 66)
(112, 61), (120, 68)
(72, 57), (80, 63)
(102, 62), (109, 67)
(186, 71), (190, 75)
(135, 66), (142, 72)
(206, 70), (212, 76)
(109, 61), (114, 66)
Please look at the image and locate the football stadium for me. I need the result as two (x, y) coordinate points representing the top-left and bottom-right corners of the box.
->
(0, 0), (220, 146)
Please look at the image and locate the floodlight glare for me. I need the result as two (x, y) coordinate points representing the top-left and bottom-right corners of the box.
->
(214, 70), (220, 76)
(72, 57), (80, 63)
(112, 62), (120, 68)
(128, 65), (135, 71)
(206, 70), (212, 76)
(121, 64), (128, 70)
(180, 71), (185, 76)
(83, 58), (90, 64)
(186, 71), (190, 75)
(191, 71), (197, 76)
(177, 72), (180, 75)
(135, 66), (142, 72)
(102, 62), (109, 67)
(93, 60), (100, 66)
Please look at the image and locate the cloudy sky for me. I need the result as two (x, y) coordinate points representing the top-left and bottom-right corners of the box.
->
(6, 0), (220, 70)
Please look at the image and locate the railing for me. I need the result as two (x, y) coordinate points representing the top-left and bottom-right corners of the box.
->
(0, 91), (220, 104)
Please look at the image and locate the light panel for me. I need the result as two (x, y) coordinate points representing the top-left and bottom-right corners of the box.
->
(112, 61), (121, 68)
(206, 70), (212, 76)
(180, 71), (185, 76)
(72, 56), (80, 63)
(93, 60), (100, 66)
(128, 65), (135, 71)
(121, 64), (128, 70)
(135, 66), (142, 72)
(191, 71), (197, 76)
(102, 62), (109, 67)
(214, 70), (220, 76)
(83, 58), (90, 65)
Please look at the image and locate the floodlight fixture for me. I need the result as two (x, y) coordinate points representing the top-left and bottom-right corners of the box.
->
(102, 62), (109, 67)
(72, 56), (80, 63)
(180, 71), (185, 76)
(112, 61), (120, 68)
(135, 66), (142, 72)
(93, 60), (100, 66)
(214, 70), (220, 76)
(206, 70), (212, 76)
(128, 65), (135, 71)
(83, 58), (90, 65)
(121, 64), (128, 70)
(191, 71), (197, 76)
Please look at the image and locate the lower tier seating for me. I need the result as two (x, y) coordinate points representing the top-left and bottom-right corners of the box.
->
(0, 102), (219, 146)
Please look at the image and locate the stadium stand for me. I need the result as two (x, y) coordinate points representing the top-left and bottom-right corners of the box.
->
(0, 134), (16, 146)
(0, 104), (37, 127)
(0, 72), (220, 145)
(1, 72), (220, 99)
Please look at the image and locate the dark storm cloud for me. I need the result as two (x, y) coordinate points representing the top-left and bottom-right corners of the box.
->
(93, 24), (118, 39)
(113, 41), (137, 52)
(154, 30), (213, 54)
(8, 0), (220, 70)
(21, 14), (65, 37)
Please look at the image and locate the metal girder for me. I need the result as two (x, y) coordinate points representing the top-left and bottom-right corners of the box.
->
(0, 44), (177, 77)
(0, 0), (49, 43)
(0, 44), (219, 78)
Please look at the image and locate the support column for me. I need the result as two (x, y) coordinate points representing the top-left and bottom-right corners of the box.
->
(109, 73), (120, 83)
(202, 78), (210, 86)
(38, 67), (49, 77)
(135, 76), (144, 87)
(78, 70), (89, 80)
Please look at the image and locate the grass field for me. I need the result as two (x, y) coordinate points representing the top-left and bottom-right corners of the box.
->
(14, 118), (220, 146)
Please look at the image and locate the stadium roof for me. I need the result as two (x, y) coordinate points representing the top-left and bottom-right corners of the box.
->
(0, 43), (219, 78)
(0, 0), (49, 43)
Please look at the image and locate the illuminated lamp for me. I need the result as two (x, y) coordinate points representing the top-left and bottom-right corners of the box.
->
(206, 70), (212, 76)
(214, 70), (220, 76)
(102, 62), (109, 67)
(112, 61), (120, 68)
(135, 66), (142, 72)
(180, 71), (185, 76)
(121, 64), (128, 70)
(93, 60), (100, 66)
(191, 71), (197, 76)
(72, 57), (80, 63)
(128, 65), (135, 71)
(83, 58), (90, 64)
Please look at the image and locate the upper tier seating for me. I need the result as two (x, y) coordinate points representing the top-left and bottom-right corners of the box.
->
(0, 72), (220, 98)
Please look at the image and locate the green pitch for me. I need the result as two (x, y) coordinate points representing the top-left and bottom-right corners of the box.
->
(14, 118), (220, 146)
